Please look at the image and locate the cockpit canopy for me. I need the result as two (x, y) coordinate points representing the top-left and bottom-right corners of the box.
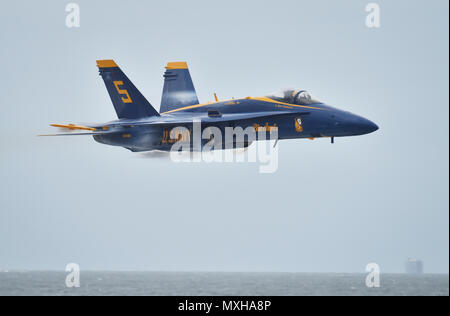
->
(266, 89), (322, 105)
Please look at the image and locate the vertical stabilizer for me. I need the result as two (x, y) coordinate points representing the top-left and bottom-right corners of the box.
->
(97, 60), (159, 119)
(160, 62), (199, 113)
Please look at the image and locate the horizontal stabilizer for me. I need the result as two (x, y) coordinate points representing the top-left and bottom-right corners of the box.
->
(50, 124), (96, 131)
(38, 131), (114, 137)
(39, 123), (116, 136)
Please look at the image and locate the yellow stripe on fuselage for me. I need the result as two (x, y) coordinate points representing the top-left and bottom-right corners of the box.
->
(250, 97), (326, 111)
(160, 97), (325, 115)
(160, 101), (219, 114)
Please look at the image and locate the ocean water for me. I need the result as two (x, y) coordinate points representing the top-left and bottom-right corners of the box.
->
(0, 271), (448, 296)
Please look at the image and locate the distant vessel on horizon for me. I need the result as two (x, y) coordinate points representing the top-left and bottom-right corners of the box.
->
(405, 259), (424, 274)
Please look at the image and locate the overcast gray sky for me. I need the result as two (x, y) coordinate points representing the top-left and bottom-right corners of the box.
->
(0, 0), (448, 273)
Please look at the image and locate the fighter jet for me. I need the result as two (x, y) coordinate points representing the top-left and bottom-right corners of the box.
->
(41, 60), (378, 151)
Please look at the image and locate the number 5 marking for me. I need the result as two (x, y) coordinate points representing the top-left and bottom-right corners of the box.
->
(113, 80), (132, 103)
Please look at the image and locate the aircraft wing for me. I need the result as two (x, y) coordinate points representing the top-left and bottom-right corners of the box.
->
(41, 111), (304, 136)
(200, 110), (303, 123)
(105, 110), (303, 126)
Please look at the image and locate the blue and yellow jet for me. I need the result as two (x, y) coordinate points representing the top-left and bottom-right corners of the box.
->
(42, 60), (378, 151)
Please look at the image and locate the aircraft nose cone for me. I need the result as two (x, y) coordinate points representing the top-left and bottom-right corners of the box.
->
(356, 117), (379, 135)
(332, 110), (378, 136)
(340, 113), (379, 136)
(365, 119), (379, 133)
